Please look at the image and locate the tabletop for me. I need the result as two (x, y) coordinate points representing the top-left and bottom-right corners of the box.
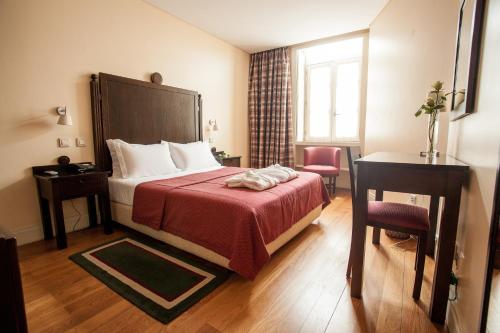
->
(355, 152), (469, 171)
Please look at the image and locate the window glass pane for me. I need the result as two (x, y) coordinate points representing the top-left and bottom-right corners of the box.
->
(335, 62), (360, 139)
(308, 66), (331, 138)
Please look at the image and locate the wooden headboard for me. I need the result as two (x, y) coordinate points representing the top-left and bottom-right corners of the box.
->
(90, 73), (202, 172)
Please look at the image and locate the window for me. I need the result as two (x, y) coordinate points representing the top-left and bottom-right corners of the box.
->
(295, 36), (365, 143)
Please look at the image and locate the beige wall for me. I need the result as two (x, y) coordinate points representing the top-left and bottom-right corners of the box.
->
(365, 0), (458, 156)
(0, 0), (249, 244)
(366, 0), (459, 205)
(446, 0), (500, 331)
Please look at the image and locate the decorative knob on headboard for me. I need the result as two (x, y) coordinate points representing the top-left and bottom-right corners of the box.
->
(151, 72), (163, 85)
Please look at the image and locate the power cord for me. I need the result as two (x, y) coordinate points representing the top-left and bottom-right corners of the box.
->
(391, 236), (460, 302)
(390, 234), (417, 251)
(70, 199), (82, 232)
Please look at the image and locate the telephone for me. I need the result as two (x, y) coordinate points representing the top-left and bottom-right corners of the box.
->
(68, 163), (97, 173)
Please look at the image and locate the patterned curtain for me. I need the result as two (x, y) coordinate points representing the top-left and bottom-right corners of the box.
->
(249, 47), (294, 169)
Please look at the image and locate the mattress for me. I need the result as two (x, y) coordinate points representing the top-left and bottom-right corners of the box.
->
(108, 166), (223, 206)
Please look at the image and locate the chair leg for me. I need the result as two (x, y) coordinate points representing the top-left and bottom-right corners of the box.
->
(333, 176), (337, 195)
(372, 227), (381, 244)
(346, 217), (357, 278)
(413, 232), (427, 300)
(414, 236), (419, 271)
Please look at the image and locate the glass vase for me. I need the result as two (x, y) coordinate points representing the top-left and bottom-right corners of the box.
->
(426, 111), (439, 158)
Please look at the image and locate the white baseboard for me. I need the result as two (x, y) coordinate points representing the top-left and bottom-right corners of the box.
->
(13, 224), (45, 246)
(12, 214), (91, 246)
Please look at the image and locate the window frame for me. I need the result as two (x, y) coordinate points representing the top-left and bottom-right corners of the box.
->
(303, 57), (362, 143)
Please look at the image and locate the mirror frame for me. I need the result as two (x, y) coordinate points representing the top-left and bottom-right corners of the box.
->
(451, 0), (486, 120)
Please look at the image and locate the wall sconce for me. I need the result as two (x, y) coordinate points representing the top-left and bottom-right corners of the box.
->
(208, 119), (219, 131)
(56, 106), (72, 126)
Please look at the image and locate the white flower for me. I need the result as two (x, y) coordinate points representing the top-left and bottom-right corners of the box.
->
(432, 81), (444, 90)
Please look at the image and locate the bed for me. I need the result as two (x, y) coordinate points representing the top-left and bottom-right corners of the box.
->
(90, 73), (329, 279)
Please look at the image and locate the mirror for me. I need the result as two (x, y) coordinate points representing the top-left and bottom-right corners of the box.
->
(451, 0), (486, 120)
(481, 157), (500, 332)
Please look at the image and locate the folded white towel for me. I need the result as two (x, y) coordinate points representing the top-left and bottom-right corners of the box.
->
(225, 170), (279, 191)
(255, 164), (298, 183)
(225, 165), (298, 191)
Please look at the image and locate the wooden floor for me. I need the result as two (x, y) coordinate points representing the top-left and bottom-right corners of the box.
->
(19, 190), (446, 333)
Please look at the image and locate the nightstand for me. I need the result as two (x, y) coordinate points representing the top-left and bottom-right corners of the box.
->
(211, 148), (242, 167)
(221, 156), (241, 167)
(32, 164), (113, 249)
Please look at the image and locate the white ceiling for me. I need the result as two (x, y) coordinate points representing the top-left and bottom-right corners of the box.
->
(145, 0), (388, 53)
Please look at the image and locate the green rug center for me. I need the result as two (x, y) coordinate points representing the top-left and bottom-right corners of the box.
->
(91, 241), (205, 301)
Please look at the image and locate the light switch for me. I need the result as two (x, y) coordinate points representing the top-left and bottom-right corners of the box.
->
(58, 138), (71, 148)
(76, 138), (86, 147)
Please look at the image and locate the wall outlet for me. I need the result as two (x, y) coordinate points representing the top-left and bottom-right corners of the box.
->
(58, 138), (71, 148)
(409, 194), (417, 205)
(76, 137), (86, 147)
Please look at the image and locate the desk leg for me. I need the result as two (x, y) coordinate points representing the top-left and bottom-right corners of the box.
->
(430, 183), (462, 323)
(38, 197), (53, 240)
(351, 170), (368, 298)
(36, 183), (53, 240)
(98, 190), (113, 234)
(426, 195), (440, 257)
(53, 199), (67, 249)
(87, 196), (97, 228)
(372, 190), (384, 244)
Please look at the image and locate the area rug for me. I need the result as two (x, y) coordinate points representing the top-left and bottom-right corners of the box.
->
(69, 235), (230, 323)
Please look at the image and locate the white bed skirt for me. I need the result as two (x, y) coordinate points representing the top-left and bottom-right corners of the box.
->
(111, 202), (322, 270)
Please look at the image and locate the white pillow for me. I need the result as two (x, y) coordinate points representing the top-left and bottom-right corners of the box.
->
(114, 141), (179, 178)
(106, 139), (126, 178)
(166, 141), (221, 170)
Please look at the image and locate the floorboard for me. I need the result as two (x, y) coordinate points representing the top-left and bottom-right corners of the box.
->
(18, 190), (447, 333)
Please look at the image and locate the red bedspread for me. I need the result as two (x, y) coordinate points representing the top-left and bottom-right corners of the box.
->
(132, 167), (330, 279)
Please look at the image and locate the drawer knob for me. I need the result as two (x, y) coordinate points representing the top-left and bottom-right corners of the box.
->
(79, 179), (84, 184)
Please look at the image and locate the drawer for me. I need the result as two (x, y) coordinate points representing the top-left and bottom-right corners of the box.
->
(222, 158), (241, 167)
(55, 175), (104, 199)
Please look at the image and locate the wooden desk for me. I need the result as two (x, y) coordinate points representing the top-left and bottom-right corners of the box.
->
(33, 165), (113, 249)
(350, 152), (468, 324)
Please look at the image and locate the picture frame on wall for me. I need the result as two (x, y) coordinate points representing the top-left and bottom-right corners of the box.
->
(451, 0), (486, 121)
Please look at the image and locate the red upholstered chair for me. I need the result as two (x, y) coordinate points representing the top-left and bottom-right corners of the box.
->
(303, 147), (341, 196)
(345, 147), (430, 300)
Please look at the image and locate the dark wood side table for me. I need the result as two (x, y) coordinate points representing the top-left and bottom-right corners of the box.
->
(349, 152), (468, 324)
(32, 164), (113, 249)
(221, 156), (241, 167)
(211, 148), (242, 167)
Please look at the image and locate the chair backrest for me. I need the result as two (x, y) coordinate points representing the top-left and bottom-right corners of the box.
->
(304, 146), (341, 167)
(346, 146), (362, 213)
